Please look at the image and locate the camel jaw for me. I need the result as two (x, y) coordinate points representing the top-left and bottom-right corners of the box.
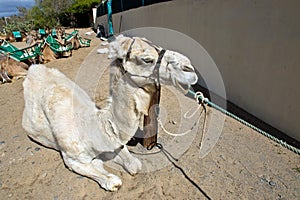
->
(175, 79), (190, 94)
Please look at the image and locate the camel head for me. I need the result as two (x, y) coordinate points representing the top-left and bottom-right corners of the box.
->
(109, 35), (198, 92)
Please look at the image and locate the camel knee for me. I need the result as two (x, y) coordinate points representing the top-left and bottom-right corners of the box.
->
(0, 70), (11, 83)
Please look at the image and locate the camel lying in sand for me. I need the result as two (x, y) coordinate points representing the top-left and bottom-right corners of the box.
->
(38, 42), (59, 63)
(26, 30), (38, 47)
(66, 36), (80, 50)
(64, 31), (90, 50)
(0, 55), (28, 83)
(26, 28), (70, 64)
(22, 35), (198, 191)
(38, 41), (72, 64)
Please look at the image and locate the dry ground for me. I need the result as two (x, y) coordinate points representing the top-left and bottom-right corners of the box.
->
(0, 29), (299, 200)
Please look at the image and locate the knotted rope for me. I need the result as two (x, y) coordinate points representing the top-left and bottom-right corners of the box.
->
(187, 89), (300, 155)
(158, 91), (208, 149)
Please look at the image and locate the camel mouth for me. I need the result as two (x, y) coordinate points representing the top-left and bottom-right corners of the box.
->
(175, 79), (190, 94)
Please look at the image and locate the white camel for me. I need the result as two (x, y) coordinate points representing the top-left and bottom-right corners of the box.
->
(22, 35), (198, 191)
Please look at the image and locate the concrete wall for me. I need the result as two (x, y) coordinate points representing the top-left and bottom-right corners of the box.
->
(96, 0), (300, 141)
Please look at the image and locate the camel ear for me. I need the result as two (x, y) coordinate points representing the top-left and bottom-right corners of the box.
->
(108, 35), (132, 60)
(133, 88), (151, 116)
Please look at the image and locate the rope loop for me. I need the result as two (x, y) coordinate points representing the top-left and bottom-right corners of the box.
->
(183, 104), (202, 119)
(157, 117), (192, 136)
(183, 91), (209, 119)
(194, 91), (208, 105)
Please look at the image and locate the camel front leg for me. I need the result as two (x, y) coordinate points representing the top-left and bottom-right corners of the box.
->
(61, 152), (122, 191)
(0, 70), (11, 83)
(113, 145), (142, 175)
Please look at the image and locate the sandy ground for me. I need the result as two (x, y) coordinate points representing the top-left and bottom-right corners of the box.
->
(0, 28), (299, 200)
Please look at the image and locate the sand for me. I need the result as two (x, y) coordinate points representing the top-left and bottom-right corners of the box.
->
(0, 28), (299, 200)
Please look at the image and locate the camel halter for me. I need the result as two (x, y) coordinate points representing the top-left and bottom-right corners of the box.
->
(117, 38), (166, 149)
(117, 39), (166, 87)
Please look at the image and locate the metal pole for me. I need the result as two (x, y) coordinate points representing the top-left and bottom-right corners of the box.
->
(4, 17), (8, 26)
(107, 0), (114, 36)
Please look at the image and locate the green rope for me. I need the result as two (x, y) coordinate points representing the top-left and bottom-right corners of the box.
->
(188, 90), (300, 155)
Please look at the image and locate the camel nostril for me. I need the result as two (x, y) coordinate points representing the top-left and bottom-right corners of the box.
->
(182, 65), (194, 72)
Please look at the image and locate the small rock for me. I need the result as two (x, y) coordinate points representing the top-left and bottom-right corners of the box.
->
(169, 120), (177, 125)
(260, 177), (268, 183)
(8, 193), (12, 198)
(259, 178), (264, 183)
(85, 31), (94, 36)
(42, 173), (47, 178)
(53, 195), (59, 200)
(97, 48), (109, 54)
(269, 181), (276, 186)
(12, 135), (19, 139)
(219, 154), (226, 160)
(0, 141), (5, 145)
(35, 147), (41, 151)
(101, 41), (109, 45)
(9, 159), (16, 164)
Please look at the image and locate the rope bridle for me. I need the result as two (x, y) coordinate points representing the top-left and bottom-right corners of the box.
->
(116, 38), (166, 149)
(117, 38), (166, 88)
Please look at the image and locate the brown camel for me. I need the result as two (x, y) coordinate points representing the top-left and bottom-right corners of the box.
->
(0, 54), (28, 83)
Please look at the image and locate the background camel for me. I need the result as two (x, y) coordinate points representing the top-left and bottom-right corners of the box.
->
(0, 54), (28, 83)
(66, 35), (81, 50)
(26, 30), (38, 47)
(38, 42), (59, 63)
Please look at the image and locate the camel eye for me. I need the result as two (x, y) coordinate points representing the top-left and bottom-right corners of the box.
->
(141, 57), (154, 64)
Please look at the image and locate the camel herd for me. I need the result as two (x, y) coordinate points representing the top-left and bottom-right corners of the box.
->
(0, 28), (91, 84)
(0, 28), (64, 43)
(25, 28), (64, 46)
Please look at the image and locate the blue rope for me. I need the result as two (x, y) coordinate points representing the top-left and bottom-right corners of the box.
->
(188, 90), (300, 155)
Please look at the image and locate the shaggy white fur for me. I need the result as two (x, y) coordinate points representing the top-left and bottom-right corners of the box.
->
(22, 35), (198, 191)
